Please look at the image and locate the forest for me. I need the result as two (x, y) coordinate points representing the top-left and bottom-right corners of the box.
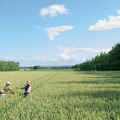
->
(73, 43), (120, 71)
(0, 61), (19, 71)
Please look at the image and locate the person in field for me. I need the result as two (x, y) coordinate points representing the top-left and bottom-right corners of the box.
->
(17, 81), (31, 97)
(0, 90), (6, 97)
(3, 81), (13, 94)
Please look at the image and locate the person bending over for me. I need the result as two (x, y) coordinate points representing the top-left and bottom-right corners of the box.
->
(17, 81), (31, 97)
(3, 81), (13, 94)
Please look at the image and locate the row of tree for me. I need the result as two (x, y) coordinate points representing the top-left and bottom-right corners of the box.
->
(32, 66), (72, 70)
(73, 43), (120, 71)
(33, 66), (46, 70)
(0, 61), (20, 71)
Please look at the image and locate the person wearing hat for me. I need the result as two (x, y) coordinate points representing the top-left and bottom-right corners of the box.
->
(17, 81), (31, 97)
(0, 90), (6, 97)
(3, 81), (13, 94)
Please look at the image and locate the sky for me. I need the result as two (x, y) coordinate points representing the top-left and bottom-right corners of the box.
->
(0, 0), (120, 67)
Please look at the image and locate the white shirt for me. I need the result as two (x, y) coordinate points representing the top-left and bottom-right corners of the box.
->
(0, 94), (4, 97)
(27, 86), (31, 92)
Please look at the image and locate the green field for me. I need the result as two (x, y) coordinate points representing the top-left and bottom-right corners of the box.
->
(0, 71), (120, 120)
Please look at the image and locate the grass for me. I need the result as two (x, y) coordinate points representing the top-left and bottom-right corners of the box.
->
(0, 71), (120, 120)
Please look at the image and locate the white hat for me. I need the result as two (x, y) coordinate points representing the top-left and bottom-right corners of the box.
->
(6, 81), (10, 85)
(0, 90), (5, 94)
(26, 81), (30, 85)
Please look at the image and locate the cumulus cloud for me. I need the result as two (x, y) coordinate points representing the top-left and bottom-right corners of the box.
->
(46, 26), (74, 40)
(59, 47), (111, 53)
(46, 25), (74, 40)
(88, 10), (120, 31)
(59, 53), (81, 61)
(59, 47), (111, 62)
(40, 4), (68, 17)
(59, 53), (71, 60)
(117, 9), (120, 14)
(59, 47), (100, 53)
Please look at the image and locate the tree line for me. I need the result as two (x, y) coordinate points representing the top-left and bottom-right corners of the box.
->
(20, 66), (72, 70)
(32, 66), (72, 70)
(72, 43), (120, 71)
(0, 61), (20, 71)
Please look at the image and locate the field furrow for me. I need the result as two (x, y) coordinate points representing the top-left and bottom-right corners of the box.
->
(0, 71), (120, 120)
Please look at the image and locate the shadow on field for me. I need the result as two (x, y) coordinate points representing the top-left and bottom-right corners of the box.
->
(59, 90), (120, 100)
(98, 86), (120, 89)
(88, 76), (120, 78)
(74, 71), (120, 78)
(53, 78), (120, 84)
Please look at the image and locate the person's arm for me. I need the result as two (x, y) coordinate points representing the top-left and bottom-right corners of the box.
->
(8, 87), (13, 91)
(20, 87), (25, 89)
(16, 86), (25, 89)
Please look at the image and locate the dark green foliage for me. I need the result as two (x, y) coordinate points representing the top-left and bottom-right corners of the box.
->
(33, 66), (72, 70)
(0, 61), (19, 71)
(33, 65), (42, 70)
(73, 42), (120, 71)
(49, 66), (72, 69)
(71, 64), (80, 69)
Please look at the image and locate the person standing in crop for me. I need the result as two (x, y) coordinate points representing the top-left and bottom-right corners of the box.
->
(3, 81), (13, 94)
(0, 90), (6, 97)
(17, 81), (31, 97)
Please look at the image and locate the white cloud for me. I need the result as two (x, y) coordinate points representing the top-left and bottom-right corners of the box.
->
(117, 9), (120, 14)
(59, 53), (83, 61)
(58, 47), (110, 53)
(40, 4), (68, 17)
(33, 57), (47, 62)
(0, 56), (14, 60)
(101, 48), (111, 53)
(59, 47), (111, 62)
(0, 56), (28, 61)
(46, 25), (74, 40)
(88, 10), (120, 31)
(59, 53), (71, 60)
(49, 58), (58, 62)
(33, 57), (58, 62)
(17, 57), (28, 61)
(36, 26), (41, 29)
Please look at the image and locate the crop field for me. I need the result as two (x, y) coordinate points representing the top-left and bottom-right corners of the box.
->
(0, 71), (120, 120)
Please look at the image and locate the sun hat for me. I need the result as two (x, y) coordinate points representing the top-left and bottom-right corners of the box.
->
(26, 81), (30, 85)
(0, 90), (5, 94)
(6, 81), (10, 85)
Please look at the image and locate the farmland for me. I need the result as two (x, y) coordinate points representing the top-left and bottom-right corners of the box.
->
(0, 71), (120, 120)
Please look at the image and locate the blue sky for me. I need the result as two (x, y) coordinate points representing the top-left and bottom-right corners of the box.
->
(0, 0), (120, 66)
